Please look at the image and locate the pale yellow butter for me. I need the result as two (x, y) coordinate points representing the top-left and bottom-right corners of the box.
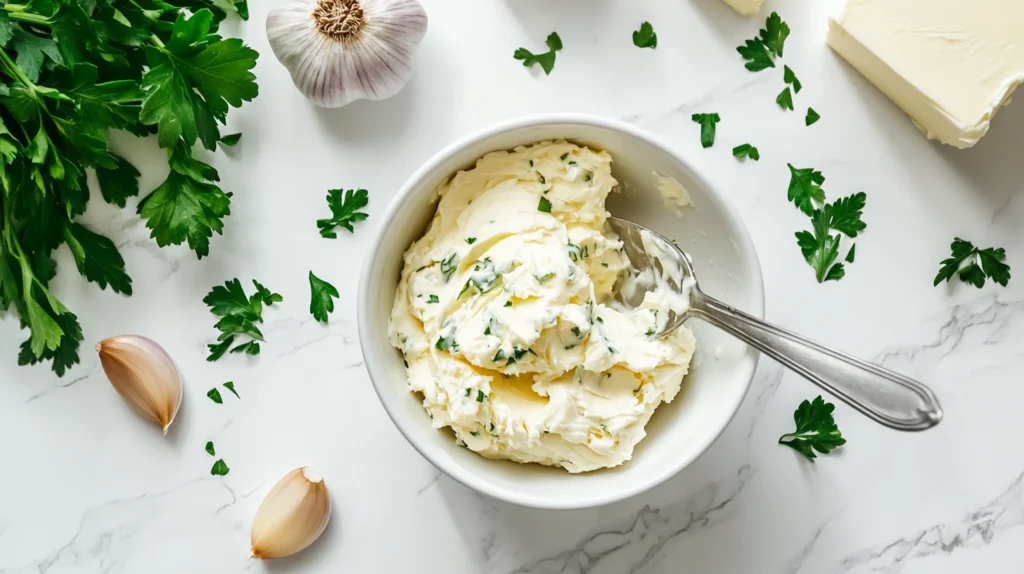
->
(828, 0), (1023, 148)
(722, 0), (762, 16)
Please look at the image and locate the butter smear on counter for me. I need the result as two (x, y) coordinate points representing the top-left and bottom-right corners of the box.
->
(827, 0), (1023, 148)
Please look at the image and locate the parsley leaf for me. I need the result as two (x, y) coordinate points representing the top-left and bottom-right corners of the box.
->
(223, 381), (239, 398)
(732, 144), (760, 161)
(219, 133), (242, 146)
(203, 278), (282, 361)
(779, 396), (846, 461)
(795, 192), (867, 283)
(538, 196), (552, 213)
(776, 86), (794, 110)
(318, 188), (369, 237)
(934, 238), (1011, 288)
(207, 388), (223, 404)
(759, 12), (791, 58)
(805, 107), (820, 126)
(205, 441), (216, 456)
(736, 38), (775, 71)
(783, 65), (802, 93)
(514, 32), (563, 75)
(786, 164), (826, 216)
(211, 459), (230, 476)
(632, 22), (657, 49)
(309, 270), (340, 323)
(738, 12), (790, 71)
(63, 223), (132, 295)
(691, 113), (721, 148)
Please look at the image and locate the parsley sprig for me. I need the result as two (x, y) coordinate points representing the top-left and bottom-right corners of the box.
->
(0, 4), (256, 375)
(514, 32), (563, 75)
(779, 396), (846, 461)
(787, 165), (866, 282)
(736, 12), (789, 71)
(934, 238), (1011, 288)
(318, 188), (368, 237)
(203, 278), (282, 361)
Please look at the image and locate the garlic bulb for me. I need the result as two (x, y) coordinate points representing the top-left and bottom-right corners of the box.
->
(251, 467), (332, 559)
(96, 335), (183, 435)
(266, 0), (428, 108)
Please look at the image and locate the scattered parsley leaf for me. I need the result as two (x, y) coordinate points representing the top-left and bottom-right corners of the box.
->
(776, 86), (794, 111)
(466, 237), (476, 244)
(795, 192), (867, 283)
(207, 388), (223, 404)
(736, 38), (775, 71)
(309, 271), (340, 323)
(504, 300), (513, 307)
(428, 294), (439, 304)
(783, 65), (802, 93)
(477, 390), (486, 403)
(632, 22), (657, 49)
(538, 196), (552, 213)
(691, 113), (721, 148)
(205, 441), (216, 456)
(317, 188), (368, 238)
(223, 381), (239, 398)
(759, 12), (791, 58)
(934, 238), (1011, 288)
(514, 32), (563, 75)
(779, 396), (846, 461)
(845, 244), (856, 263)
(786, 164), (826, 216)
(219, 133), (242, 146)
(805, 107), (820, 126)
(203, 279), (282, 361)
(732, 143), (760, 161)
(211, 459), (230, 476)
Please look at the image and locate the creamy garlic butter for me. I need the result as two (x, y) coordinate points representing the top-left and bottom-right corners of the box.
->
(828, 0), (1023, 148)
(388, 141), (696, 473)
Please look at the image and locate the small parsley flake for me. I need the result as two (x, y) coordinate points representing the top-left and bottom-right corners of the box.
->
(514, 32), (563, 75)
(691, 113), (721, 148)
(632, 22), (657, 49)
(538, 196), (552, 213)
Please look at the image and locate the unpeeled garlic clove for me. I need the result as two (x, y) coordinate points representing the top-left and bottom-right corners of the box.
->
(266, 0), (428, 108)
(96, 335), (183, 435)
(251, 467), (332, 559)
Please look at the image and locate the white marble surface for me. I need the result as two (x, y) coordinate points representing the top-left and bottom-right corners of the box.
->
(2, 0), (1023, 572)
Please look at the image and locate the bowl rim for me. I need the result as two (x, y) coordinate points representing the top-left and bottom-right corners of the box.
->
(357, 113), (765, 509)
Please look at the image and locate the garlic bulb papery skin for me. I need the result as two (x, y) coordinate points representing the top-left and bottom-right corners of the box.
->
(251, 467), (332, 559)
(96, 335), (183, 435)
(266, 0), (428, 108)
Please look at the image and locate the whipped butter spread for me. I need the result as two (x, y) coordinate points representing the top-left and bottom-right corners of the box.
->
(828, 0), (1023, 148)
(389, 141), (696, 473)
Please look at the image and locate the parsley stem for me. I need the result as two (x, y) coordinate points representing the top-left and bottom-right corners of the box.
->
(149, 34), (166, 49)
(0, 48), (34, 89)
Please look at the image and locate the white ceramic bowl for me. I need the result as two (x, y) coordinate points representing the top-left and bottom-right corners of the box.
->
(358, 115), (764, 509)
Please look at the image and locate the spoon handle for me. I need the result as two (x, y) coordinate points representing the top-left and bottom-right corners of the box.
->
(689, 290), (942, 431)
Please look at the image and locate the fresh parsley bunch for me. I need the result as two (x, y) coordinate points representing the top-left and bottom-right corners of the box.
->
(0, 0), (257, 375)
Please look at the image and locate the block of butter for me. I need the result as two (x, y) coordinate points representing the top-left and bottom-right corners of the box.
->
(827, 0), (1023, 148)
(722, 0), (762, 16)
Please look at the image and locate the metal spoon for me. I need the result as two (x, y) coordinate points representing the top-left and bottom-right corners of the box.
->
(607, 217), (943, 431)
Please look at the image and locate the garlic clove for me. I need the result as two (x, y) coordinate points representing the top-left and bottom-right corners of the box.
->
(251, 467), (332, 559)
(96, 335), (183, 435)
(267, 0), (428, 108)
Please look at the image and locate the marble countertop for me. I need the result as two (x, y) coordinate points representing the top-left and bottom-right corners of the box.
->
(2, 0), (1023, 572)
